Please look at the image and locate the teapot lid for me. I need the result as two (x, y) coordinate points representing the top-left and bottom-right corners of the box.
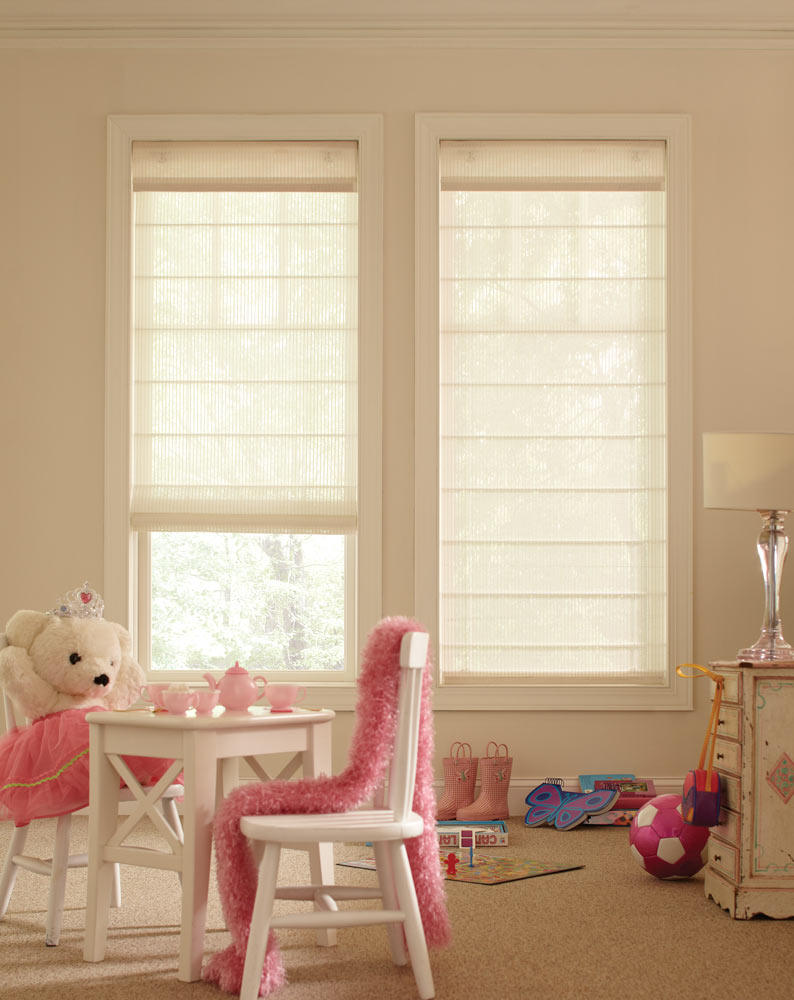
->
(225, 660), (248, 675)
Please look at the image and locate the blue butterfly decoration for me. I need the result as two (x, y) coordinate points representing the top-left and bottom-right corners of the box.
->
(524, 782), (619, 831)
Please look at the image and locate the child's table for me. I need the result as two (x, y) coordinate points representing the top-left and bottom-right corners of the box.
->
(82, 705), (335, 981)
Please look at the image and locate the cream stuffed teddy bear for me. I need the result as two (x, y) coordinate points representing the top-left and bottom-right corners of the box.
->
(0, 606), (144, 721)
(0, 584), (171, 828)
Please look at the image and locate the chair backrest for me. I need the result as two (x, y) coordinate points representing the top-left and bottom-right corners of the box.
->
(386, 631), (429, 821)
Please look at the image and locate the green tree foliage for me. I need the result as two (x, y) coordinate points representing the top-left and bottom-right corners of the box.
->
(150, 532), (345, 672)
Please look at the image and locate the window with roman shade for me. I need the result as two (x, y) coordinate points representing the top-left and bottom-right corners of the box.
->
(105, 118), (382, 692)
(425, 130), (685, 695)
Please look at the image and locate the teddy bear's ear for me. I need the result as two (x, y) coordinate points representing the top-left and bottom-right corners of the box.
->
(4, 610), (51, 650)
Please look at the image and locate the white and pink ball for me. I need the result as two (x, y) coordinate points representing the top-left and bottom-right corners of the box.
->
(629, 793), (709, 879)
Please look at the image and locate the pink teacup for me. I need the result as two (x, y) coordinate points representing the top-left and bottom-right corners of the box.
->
(194, 688), (221, 715)
(263, 683), (306, 712)
(161, 689), (199, 715)
(140, 683), (169, 709)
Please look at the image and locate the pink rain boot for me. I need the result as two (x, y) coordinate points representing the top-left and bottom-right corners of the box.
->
(456, 742), (512, 821)
(436, 742), (479, 820)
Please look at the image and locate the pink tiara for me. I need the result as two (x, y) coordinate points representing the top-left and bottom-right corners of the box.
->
(50, 582), (104, 619)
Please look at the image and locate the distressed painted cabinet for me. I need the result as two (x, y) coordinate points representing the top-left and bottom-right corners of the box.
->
(704, 661), (794, 919)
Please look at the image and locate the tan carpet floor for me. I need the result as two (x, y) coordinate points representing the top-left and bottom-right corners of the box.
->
(0, 815), (791, 1000)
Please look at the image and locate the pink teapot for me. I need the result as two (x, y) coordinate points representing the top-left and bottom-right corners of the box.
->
(203, 662), (267, 711)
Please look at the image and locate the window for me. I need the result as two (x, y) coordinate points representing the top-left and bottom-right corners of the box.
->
(107, 116), (382, 700)
(416, 114), (691, 710)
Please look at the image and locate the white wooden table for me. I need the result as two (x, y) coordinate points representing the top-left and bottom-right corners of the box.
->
(82, 705), (336, 981)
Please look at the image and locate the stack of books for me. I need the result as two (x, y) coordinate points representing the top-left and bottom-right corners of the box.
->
(578, 774), (656, 826)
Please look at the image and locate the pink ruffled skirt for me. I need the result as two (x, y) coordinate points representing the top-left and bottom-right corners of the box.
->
(0, 708), (179, 827)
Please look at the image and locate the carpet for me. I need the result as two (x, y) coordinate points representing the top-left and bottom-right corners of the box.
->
(2, 815), (793, 1000)
(338, 852), (584, 884)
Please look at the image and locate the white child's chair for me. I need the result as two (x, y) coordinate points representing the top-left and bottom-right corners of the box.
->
(0, 633), (184, 946)
(238, 630), (435, 1000)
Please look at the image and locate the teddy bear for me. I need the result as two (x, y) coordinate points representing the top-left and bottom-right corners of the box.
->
(0, 606), (144, 721)
(0, 583), (175, 827)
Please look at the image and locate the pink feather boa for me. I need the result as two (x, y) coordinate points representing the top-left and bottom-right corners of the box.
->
(203, 616), (451, 996)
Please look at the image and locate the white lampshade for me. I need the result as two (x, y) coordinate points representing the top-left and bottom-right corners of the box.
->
(703, 433), (794, 511)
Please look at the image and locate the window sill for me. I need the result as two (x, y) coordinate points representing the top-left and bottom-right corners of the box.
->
(141, 674), (692, 713)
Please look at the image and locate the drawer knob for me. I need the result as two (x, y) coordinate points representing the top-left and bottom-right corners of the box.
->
(716, 752), (724, 759)
(718, 719), (725, 725)
(714, 854), (722, 862)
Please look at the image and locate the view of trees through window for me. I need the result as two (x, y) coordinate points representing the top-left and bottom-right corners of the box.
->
(150, 532), (345, 672)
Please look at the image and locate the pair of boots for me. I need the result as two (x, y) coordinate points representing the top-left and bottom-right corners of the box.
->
(436, 741), (512, 822)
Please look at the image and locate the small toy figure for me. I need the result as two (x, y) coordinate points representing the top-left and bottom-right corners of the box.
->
(459, 826), (476, 867)
(444, 852), (459, 876)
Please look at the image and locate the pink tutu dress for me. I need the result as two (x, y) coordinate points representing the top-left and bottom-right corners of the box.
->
(0, 707), (179, 827)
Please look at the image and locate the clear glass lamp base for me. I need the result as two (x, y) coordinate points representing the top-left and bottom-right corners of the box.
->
(737, 637), (794, 662)
(737, 509), (794, 663)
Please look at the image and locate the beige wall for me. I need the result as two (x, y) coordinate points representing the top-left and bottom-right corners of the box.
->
(2, 42), (793, 781)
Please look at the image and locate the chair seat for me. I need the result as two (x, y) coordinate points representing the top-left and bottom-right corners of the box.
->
(240, 808), (424, 844)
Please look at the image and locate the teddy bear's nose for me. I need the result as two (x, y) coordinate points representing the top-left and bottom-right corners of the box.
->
(93, 673), (110, 687)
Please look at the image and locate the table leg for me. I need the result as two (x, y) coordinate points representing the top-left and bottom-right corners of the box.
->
(219, 756), (239, 806)
(83, 725), (122, 963)
(303, 718), (336, 947)
(179, 731), (217, 982)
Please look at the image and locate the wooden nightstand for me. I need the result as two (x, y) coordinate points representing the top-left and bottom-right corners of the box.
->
(704, 660), (794, 919)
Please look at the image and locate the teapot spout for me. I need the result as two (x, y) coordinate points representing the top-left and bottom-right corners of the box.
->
(203, 673), (219, 691)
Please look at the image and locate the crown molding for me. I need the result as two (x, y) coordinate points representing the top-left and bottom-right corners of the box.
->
(3, 14), (794, 49)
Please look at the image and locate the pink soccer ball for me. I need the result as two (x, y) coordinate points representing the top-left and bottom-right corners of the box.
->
(628, 793), (709, 879)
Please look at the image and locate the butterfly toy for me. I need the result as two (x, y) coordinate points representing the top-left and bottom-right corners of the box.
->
(524, 780), (619, 831)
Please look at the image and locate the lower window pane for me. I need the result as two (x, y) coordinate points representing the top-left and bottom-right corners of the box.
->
(150, 532), (345, 672)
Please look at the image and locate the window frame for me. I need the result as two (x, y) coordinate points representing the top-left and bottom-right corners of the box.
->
(106, 114), (383, 709)
(415, 112), (692, 711)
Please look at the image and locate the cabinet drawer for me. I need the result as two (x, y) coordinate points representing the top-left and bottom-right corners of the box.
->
(708, 838), (738, 882)
(713, 806), (739, 846)
(711, 670), (741, 705)
(719, 772), (741, 812)
(716, 705), (741, 741)
(714, 738), (740, 774)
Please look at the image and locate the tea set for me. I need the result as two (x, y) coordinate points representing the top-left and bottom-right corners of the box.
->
(140, 661), (307, 716)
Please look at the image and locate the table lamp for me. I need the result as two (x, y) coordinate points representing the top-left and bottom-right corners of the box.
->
(703, 432), (794, 662)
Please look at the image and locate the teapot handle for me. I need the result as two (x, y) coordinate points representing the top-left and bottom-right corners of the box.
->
(253, 675), (268, 701)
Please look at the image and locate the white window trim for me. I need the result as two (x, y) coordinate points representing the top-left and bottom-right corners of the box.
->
(415, 112), (692, 711)
(105, 114), (383, 710)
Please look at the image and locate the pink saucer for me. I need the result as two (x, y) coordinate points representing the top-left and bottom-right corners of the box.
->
(269, 707), (294, 713)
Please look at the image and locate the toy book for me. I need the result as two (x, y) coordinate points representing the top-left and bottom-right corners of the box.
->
(593, 778), (655, 794)
(435, 819), (508, 832)
(578, 773), (635, 793)
(583, 809), (637, 826)
(593, 778), (656, 811)
(524, 780), (619, 830)
(578, 778), (658, 825)
(436, 820), (508, 847)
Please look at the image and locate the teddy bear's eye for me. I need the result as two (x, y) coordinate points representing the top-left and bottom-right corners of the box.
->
(69, 652), (82, 665)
